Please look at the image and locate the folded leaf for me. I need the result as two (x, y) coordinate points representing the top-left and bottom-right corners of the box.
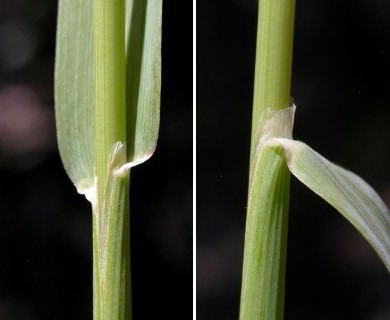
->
(269, 138), (390, 272)
(253, 106), (390, 272)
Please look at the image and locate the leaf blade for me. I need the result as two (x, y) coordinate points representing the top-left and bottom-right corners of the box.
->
(125, 0), (162, 161)
(55, 0), (94, 193)
(273, 138), (390, 271)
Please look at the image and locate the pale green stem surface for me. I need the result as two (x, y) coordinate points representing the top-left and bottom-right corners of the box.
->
(241, 146), (290, 319)
(93, 0), (130, 319)
(250, 0), (295, 145)
(240, 0), (296, 319)
(94, 0), (126, 198)
(93, 143), (131, 320)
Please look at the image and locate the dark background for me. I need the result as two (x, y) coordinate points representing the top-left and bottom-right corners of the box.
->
(198, 1), (390, 319)
(0, 1), (192, 319)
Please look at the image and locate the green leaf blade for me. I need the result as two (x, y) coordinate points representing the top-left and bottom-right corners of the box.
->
(55, 0), (94, 193)
(273, 138), (390, 271)
(125, 0), (162, 162)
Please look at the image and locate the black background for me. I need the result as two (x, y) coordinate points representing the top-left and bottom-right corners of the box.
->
(0, 0), (192, 319)
(198, 1), (390, 319)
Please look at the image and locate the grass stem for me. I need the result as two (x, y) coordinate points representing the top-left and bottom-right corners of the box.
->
(93, 0), (131, 319)
(240, 0), (296, 319)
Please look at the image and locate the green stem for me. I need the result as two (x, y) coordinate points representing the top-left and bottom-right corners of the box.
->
(251, 0), (295, 155)
(93, 0), (131, 319)
(240, 146), (290, 320)
(240, 0), (295, 319)
(94, 0), (126, 193)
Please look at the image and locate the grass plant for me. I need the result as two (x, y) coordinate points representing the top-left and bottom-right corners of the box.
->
(240, 0), (390, 319)
(54, 0), (162, 319)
